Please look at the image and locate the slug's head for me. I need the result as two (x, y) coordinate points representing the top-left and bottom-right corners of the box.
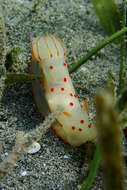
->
(31, 34), (66, 62)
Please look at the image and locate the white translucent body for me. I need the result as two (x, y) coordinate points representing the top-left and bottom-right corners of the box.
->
(31, 35), (97, 146)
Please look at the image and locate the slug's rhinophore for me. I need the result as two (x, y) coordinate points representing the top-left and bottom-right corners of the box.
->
(30, 34), (97, 147)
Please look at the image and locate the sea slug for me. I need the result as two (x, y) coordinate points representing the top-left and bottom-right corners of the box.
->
(30, 34), (97, 147)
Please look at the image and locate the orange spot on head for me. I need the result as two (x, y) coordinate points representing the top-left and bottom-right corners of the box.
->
(84, 100), (88, 110)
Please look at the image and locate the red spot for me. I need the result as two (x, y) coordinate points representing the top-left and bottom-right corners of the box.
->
(61, 88), (64, 91)
(88, 123), (92, 128)
(49, 65), (53, 70)
(69, 74), (71, 78)
(78, 128), (82, 132)
(70, 93), (73, 97)
(69, 102), (74, 106)
(80, 105), (83, 108)
(74, 94), (78, 98)
(72, 126), (75, 130)
(50, 53), (53, 58)
(64, 52), (66, 56)
(63, 61), (67, 67)
(50, 88), (54, 92)
(80, 120), (84, 124)
(64, 78), (67, 82)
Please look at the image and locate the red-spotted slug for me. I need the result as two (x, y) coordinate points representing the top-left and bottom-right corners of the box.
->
(30, 34), (97, 147)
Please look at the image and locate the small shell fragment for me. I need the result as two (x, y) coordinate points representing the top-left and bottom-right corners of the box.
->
(27, 142), (41, 154)
(63, 155), (69, 159)
(20, 171), (27, 177)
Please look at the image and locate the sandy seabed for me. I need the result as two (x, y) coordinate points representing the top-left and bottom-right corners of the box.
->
(0, 0), (122, 189)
